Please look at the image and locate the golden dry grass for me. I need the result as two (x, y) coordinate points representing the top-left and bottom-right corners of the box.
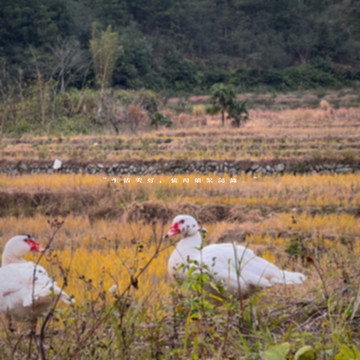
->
(0, 211), (357, 310)
(1, 173), (359, 209)
(0, 172), (359, 307)
(0, 172), (359, 358)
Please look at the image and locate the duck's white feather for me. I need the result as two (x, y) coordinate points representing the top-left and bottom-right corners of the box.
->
(0, 262), (72, 319)
(0, 235), (73, 320)
(167, 215), (306, 296)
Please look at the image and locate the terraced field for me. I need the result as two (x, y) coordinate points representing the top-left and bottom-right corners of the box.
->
(1, 107), (359, 163)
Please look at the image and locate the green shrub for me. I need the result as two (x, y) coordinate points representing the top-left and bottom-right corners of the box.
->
(150, 112), (172, 129)
(205, 103), (221, 115)
(282, 65), (337, 89)
(135, 89), (160, 114)
(7, 120), (34, 137)
(50, 115), (91, 135)
(115, 89), (136, 106)
(227, 100), (249, 127)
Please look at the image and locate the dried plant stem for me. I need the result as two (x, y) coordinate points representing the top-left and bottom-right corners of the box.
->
(69, 233), (176, 359)
(28, 219), (65, 360)
(311, 258), (329, 299)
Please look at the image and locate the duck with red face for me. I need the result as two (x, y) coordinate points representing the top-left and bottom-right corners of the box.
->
(1, 234), (43, 267)
(0, 235), (74, 320)
(166, 215), (306, 296)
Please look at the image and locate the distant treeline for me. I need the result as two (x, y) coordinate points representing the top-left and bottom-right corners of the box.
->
(1, 0), (360, 92)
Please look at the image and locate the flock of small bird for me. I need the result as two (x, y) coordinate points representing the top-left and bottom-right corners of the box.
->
(0, 214), (306, 322)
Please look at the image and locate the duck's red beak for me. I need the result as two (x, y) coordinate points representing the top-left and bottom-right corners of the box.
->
(167, 222), (181, 237)
(28, 239), (43, 252)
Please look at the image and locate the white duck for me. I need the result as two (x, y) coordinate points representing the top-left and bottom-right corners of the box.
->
(0, 235), (73, 320)
(167, 215), (306, 296)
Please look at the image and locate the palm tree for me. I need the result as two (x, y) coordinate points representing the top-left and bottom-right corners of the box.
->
(210, 83), (236, 126)
(228, 100), (249, 127)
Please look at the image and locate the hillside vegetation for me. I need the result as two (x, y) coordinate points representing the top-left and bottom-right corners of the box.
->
(1, 0), (360, 93)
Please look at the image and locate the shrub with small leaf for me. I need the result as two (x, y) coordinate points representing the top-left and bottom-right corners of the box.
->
(150, 112), (173, 129)
(227, 100), (249, 127)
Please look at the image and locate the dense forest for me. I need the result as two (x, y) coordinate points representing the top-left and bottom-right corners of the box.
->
(1, 0), (360, 92)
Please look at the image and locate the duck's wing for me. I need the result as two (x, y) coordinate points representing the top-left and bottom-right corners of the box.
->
(0, 262), (73, 318)
(202, 243), (305, 293)
(0, 263), (38, 314)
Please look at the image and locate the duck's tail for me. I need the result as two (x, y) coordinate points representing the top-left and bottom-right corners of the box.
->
(23, 282), (75, 307)
(57, 288), (75, 304)
(274, 270), (307, 285)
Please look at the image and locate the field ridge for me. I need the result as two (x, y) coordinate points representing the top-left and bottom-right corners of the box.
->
(0, 158), (359, 176)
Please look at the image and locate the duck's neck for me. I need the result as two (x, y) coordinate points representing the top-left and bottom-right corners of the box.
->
(176, 231), (203, 260)
(2, 253), (26, 267)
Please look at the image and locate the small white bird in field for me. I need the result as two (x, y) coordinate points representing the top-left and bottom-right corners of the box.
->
(0, 234), (73, 320)
(166, 215), (306, 296)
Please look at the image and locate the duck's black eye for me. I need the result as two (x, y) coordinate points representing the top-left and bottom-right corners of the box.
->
(24, 238), (28, 243)
(180, 219), (185, 224)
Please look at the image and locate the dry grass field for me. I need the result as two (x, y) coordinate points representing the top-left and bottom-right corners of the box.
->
(0, 107), (359, 162)
(0, 105), (359, 359)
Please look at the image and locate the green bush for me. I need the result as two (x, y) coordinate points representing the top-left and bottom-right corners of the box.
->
(115, 89), (136, 106)
(160, 50), (200, 92)
(50, 115), (92, 135)
(205, 104), (221, 115)
(7, 120), (34, 137)
(282, 65), (337, 89)
(135, 89), (161, 115)
(150, 112), (172, 129)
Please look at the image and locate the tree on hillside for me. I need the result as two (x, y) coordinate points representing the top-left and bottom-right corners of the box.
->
(210, 83), (235, 126)
(50, 37), (86, 92)
(90, 24), (122, 92)
(90, 24), (123, 134)
(227, 100), (249, 127)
